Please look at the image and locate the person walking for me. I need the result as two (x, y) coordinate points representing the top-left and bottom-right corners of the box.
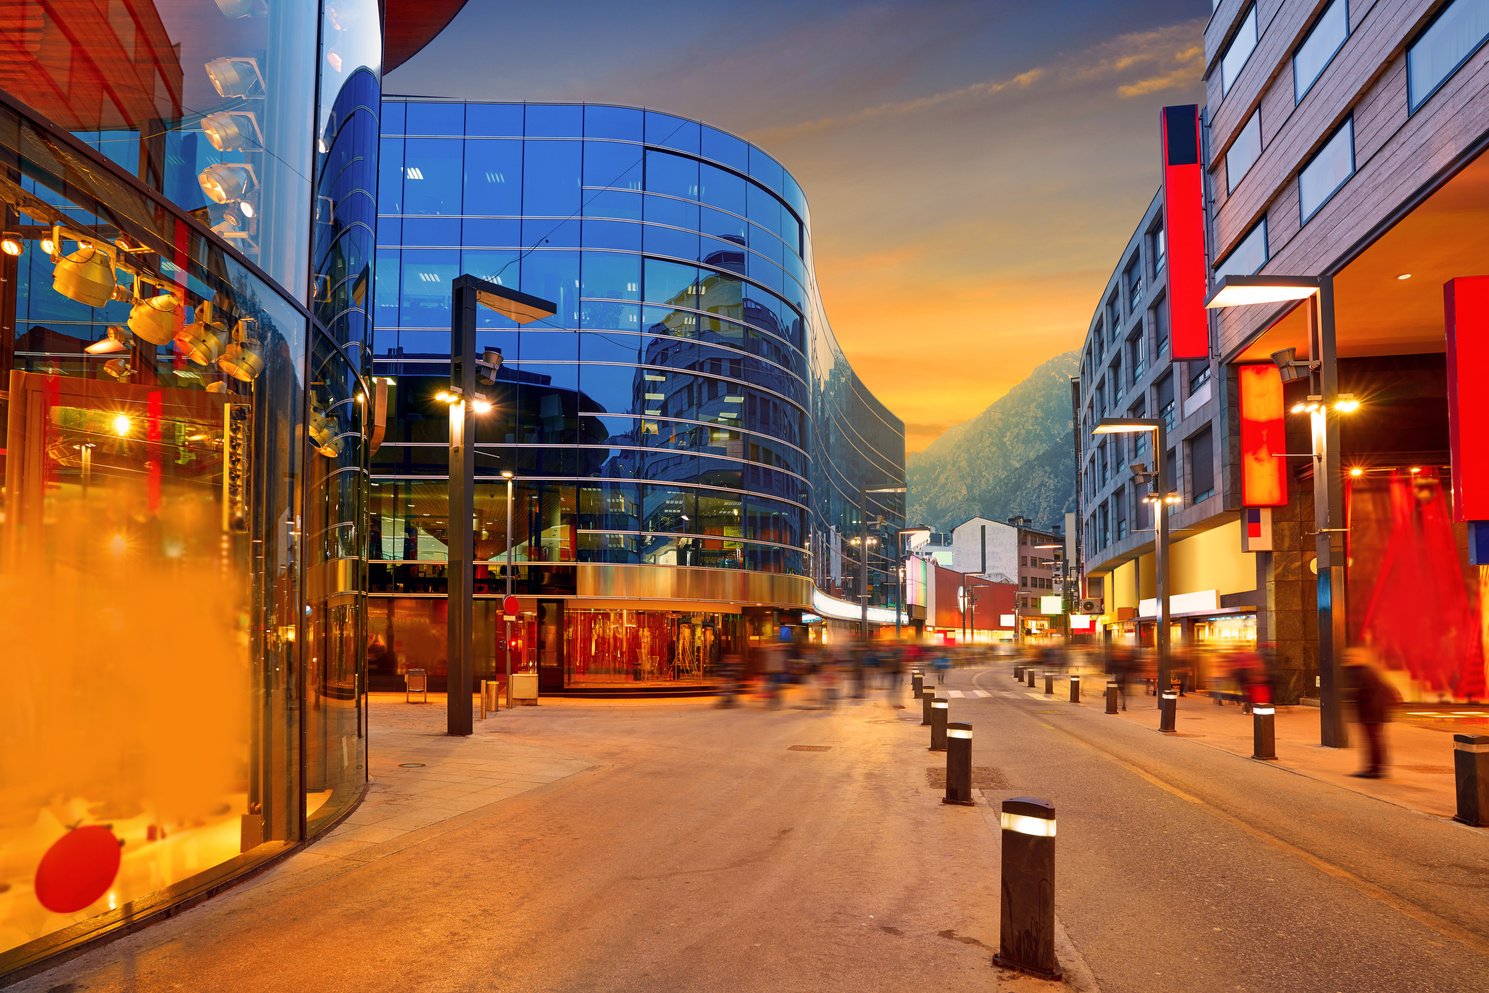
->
(1346, 647), (1399, 778)
(933, 652), (951, 686)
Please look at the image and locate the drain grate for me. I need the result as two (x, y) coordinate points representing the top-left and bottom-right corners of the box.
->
(788, 745), (832, 752)
(926, 766), (1011, 790)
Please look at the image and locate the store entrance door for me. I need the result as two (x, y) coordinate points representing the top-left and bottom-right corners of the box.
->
(537, 599), (565, 692)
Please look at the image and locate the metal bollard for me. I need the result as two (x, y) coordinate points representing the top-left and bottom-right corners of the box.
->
(1252, 705), (1277, 760)
(1454, 734), (1489, 826)
(922, 688), (936, 726)
(944, 722), (974, 805)
(1044, 671), (1054, 695)
(1026, 668), (1037, 688)
(994, 797), (1061, 980)
(480, 679), (501, 719)
(1105, 681), (1119, 714)
(1069, 675), (1080, 703)
(1014, 664), (1025, 681)
(912, 670), (924, 700)
(930, 698), (949, 752)
(1159, 691), (1177, 733)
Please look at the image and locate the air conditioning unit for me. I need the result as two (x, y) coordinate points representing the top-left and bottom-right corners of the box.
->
(1078, 598), (1103, 615)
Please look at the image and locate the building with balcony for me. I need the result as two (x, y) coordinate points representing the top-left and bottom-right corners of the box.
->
(369, 100), (906, 691)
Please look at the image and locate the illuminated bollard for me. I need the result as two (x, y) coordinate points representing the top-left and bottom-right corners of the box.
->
(944, 722), (974, 805)
(1069, 675), (1080, 703)
(1159, 691), (1177, 733)
(1026, 668), (1036, 688)
(1105, 681), (1119, 714)
(912, 670), (924, 700)
(1044, 672), (1054, 696)
(922, 688), (936, 726)
(1454, 734), (1489, 827)
(1252, 705), (1277, 760)
(930, 698), (949, 752)
(994, 797), (1061, 980)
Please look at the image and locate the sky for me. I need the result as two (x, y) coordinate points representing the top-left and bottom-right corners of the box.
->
(390, 0), (1211, 452)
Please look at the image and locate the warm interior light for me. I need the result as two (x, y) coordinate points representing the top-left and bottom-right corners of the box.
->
(1397, 273), (1412, 281)
(204, 57), (263, 98)
(217, 334), (265, 382)
(128, 290), (182, 345)
(1092, 421), (1158, 435)
(199, 163), (255, 204)
(178, 305), (227, 366)
(112, 414), (133, 437)
(1409, 466), (1421, 475)
(1, 231), (24, 256)
(1205, 279), (1319, 309)
(85, 325), (135, 355)
(501, 469), (515, 479)
(1349, 467), (1364, 478)
(52, 237), (117, 307)
(39, 234), (55, 255)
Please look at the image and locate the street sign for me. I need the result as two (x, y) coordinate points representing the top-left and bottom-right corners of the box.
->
(502, 594), (519, 620)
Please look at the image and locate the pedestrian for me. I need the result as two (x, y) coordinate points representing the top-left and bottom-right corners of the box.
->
(1345, 646), (1399, 778)
(933, 652), (951, 686)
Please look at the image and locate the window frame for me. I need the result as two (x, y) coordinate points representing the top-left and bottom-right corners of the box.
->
(1221, 5), (1259, 96)
(1407, 0), (1489, 112)
(1213, 217), (1269, 280)
(1225, 109), (1262, 193)
(1293, 0), (1350, 104)
(1298, 116), (1355, 224)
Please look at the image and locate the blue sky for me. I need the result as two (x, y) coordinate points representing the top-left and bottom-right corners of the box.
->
(392, 0), (1212, 450)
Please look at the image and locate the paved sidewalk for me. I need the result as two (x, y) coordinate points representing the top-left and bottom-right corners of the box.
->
(1003, 665), (1471, 820)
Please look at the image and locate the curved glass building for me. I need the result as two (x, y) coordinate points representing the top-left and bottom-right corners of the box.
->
(0, 1), (460, 977)
(372, 100), (905, 691)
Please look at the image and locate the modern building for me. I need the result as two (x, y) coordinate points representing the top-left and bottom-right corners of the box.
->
(369, 99), (906, 690)
(1079, 0), (1489, 703)
(0, 1), (462, 978)
(949, 515), (1063, 633)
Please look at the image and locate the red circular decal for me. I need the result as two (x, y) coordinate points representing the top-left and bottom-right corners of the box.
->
(34, 825), (122, 914)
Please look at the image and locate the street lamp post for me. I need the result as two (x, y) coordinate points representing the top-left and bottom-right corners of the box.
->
(502, 468), (515, 709)
(1207, 273), (1350, 747)
(1093, 418), (1175, 705)
(445, 274), (555, 737)
(859, 484), (907, 639)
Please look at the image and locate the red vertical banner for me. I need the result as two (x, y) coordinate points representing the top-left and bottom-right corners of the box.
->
(1161, 104), (1207, 360)
(1445, 276), (1489, 522)
(1237, 363), (1287, 507)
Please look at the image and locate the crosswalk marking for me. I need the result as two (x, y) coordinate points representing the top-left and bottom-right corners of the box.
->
(946, 689), (965, 698)
(972, 689), (990, 698)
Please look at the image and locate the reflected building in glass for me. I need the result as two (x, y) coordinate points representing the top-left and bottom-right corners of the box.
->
(373, 100), (906, 691)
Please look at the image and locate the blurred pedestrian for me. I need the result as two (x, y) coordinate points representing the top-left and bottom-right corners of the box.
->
(1345, 646), (1399, 778)
(933, 651), (951, 686)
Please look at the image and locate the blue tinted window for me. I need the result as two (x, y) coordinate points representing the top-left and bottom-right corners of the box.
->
(1298, 117), (1353, 221)
(582, 189), (642, 221)
(399, 249), (459, 326)
(525, 104), (584, 137)
(700, 164), (746, 214)
(378, 137), (403, 213)
(582, 218), (643, 250)
(581, 300), (642, 334)
(644, 191), (699, 230)
(403, 216), (460, 245)
(463, 140), (522, 214)
(645, 150), (700, 199)
(748, 146), (784, 193)
(522, 140), (581, 214)
(700, 206), (746, 243)
(465, 103), (524, 137)
(522, 217), (581, 250)
(701, 127), (748, 171)
(518, 329), (578, 361)
(585, 105), (644, 141)
(377, 214), (401, 245)
(459, 249), (520, 289)
(781, 173), (808, 224)
(405, 101), (465, 135)
(461, 217), (521, 247)
(699, 236), (745, 275)
(645, 259), (697, 308)
(381, 100), (405, 134)
(581, 328), (647, 362)
(746, 182), (781, 236)
(1293, 0), (1348, 103)
(402, 138), (463, 214)
(643, 224), (699, 260)
(583, 251), (642, 299)
(521, 250), (580, 326)
(645, 111), (701, 154)
(1408, 0), (1489, 111)
(584, 140), (643, 190)
(374, 248), (399, 329)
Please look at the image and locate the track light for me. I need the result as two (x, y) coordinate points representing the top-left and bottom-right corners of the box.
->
(199, 163), (256, 204)
(40, 234), (55, 255)
(103, 357), (134, 381)
(128, 288), (183, 345)
(308, 409), (342, 458)
(217, 319), (264, 382)
(204, 57), (263, 98)
(1, 231), (24, 256)
(50, 230), (117, 307)
(85, 325), (135, 355)
(179, 303), (228, 366)
(200, 111), (261, 152)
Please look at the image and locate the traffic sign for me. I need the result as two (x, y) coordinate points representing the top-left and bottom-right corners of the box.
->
(502, 594), (519, 620)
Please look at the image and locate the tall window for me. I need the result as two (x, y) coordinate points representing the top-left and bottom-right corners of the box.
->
(1128, 331), (1146, 383)
(1125, 256), (1143, 312)
(1294, 0), (1349, 102)
(1156, 373), (1176, 434)
(1214, 218), (1269, 279)
(1148, 222), (1166, 276)
(1106, 292), (1121, 337)
(1408, 0), (1489, 111)
(1222, 5), (1259, 95)
(1110, 355), (1123, 400)
(1114, 487), (1129, 540)
(1151, 296), (1171, 356)
(1129, 402), (1149, 460)
(1188, 427), (1215, 502)
(1189, 358), (1212, 394)
(1299, 117), (1355, 221)
(1226, 110), (1262, 192)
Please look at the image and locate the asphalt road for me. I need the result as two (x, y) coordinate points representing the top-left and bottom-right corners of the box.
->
(13, 667), (1489, 993)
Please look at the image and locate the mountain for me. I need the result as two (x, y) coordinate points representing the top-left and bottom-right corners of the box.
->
(906, 351), (1080, 533)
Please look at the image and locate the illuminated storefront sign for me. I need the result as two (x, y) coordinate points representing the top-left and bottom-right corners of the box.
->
(1161, 104), (1208, 360)
(1237, 363), (1288, 506)
(1446, 276), (1489, 522)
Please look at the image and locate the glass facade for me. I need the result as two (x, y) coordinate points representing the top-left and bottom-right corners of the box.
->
(372, 101), (905, 688)
(0, 0), (381, 973)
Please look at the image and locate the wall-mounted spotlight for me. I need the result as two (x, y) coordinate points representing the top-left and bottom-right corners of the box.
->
(127, 283), (184, 345)
(179, 302), (228, 366)
(1, 231), (24, 256)
(308, 408), (342, 458)
(203, 57), (264, 99)
(103, 357), (134, 381)
(477, 348), (503, 385)
(200, 110), (262, 152)
(217, 318), (265, 382)
(85, 325), (135, 355)
(49, 227), (117, 307)
(199, 162), (257, 205)
(1270, 346), (1312, 385)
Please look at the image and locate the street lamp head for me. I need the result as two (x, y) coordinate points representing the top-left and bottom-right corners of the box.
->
(458, 275), (558, 325)
(1205, 274), (1322, 309)
(500, 469), (514, 479)
(1093, 417), (1160, 435)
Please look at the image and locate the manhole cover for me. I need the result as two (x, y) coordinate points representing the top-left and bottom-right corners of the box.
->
(1396, 765), (1454, 775)
(788, 745), (831, 752)
(926, 766), (1011, 790)
(398, 762), (426, 768)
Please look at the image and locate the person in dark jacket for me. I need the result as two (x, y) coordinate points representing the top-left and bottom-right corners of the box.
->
(1345, 647), (1398, 778)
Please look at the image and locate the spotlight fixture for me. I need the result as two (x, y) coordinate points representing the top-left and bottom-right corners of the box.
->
(1270, 346), (1311, 385)
(1, 231), (24, 256)
(49, 228), (117, 307)
(1349, 467), (1364, 478)
(39, 234), (55, 255)
(205, 380), (229, 394)
(85, 325), (136, 355)
(477, 348), (504, 385)
(307, 409), (342, 458)
(203, 56), (264, 98)
(178, 302), (228, 366)
(1333, 394), (1361, 414)
(200, 110), (261, 152)
(217, 318), (265, 382)
(127, 286), (183, 345)
(471, 397), (493, 415)
(103, 357), (134, 381)
(199, 162), (256, 204)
